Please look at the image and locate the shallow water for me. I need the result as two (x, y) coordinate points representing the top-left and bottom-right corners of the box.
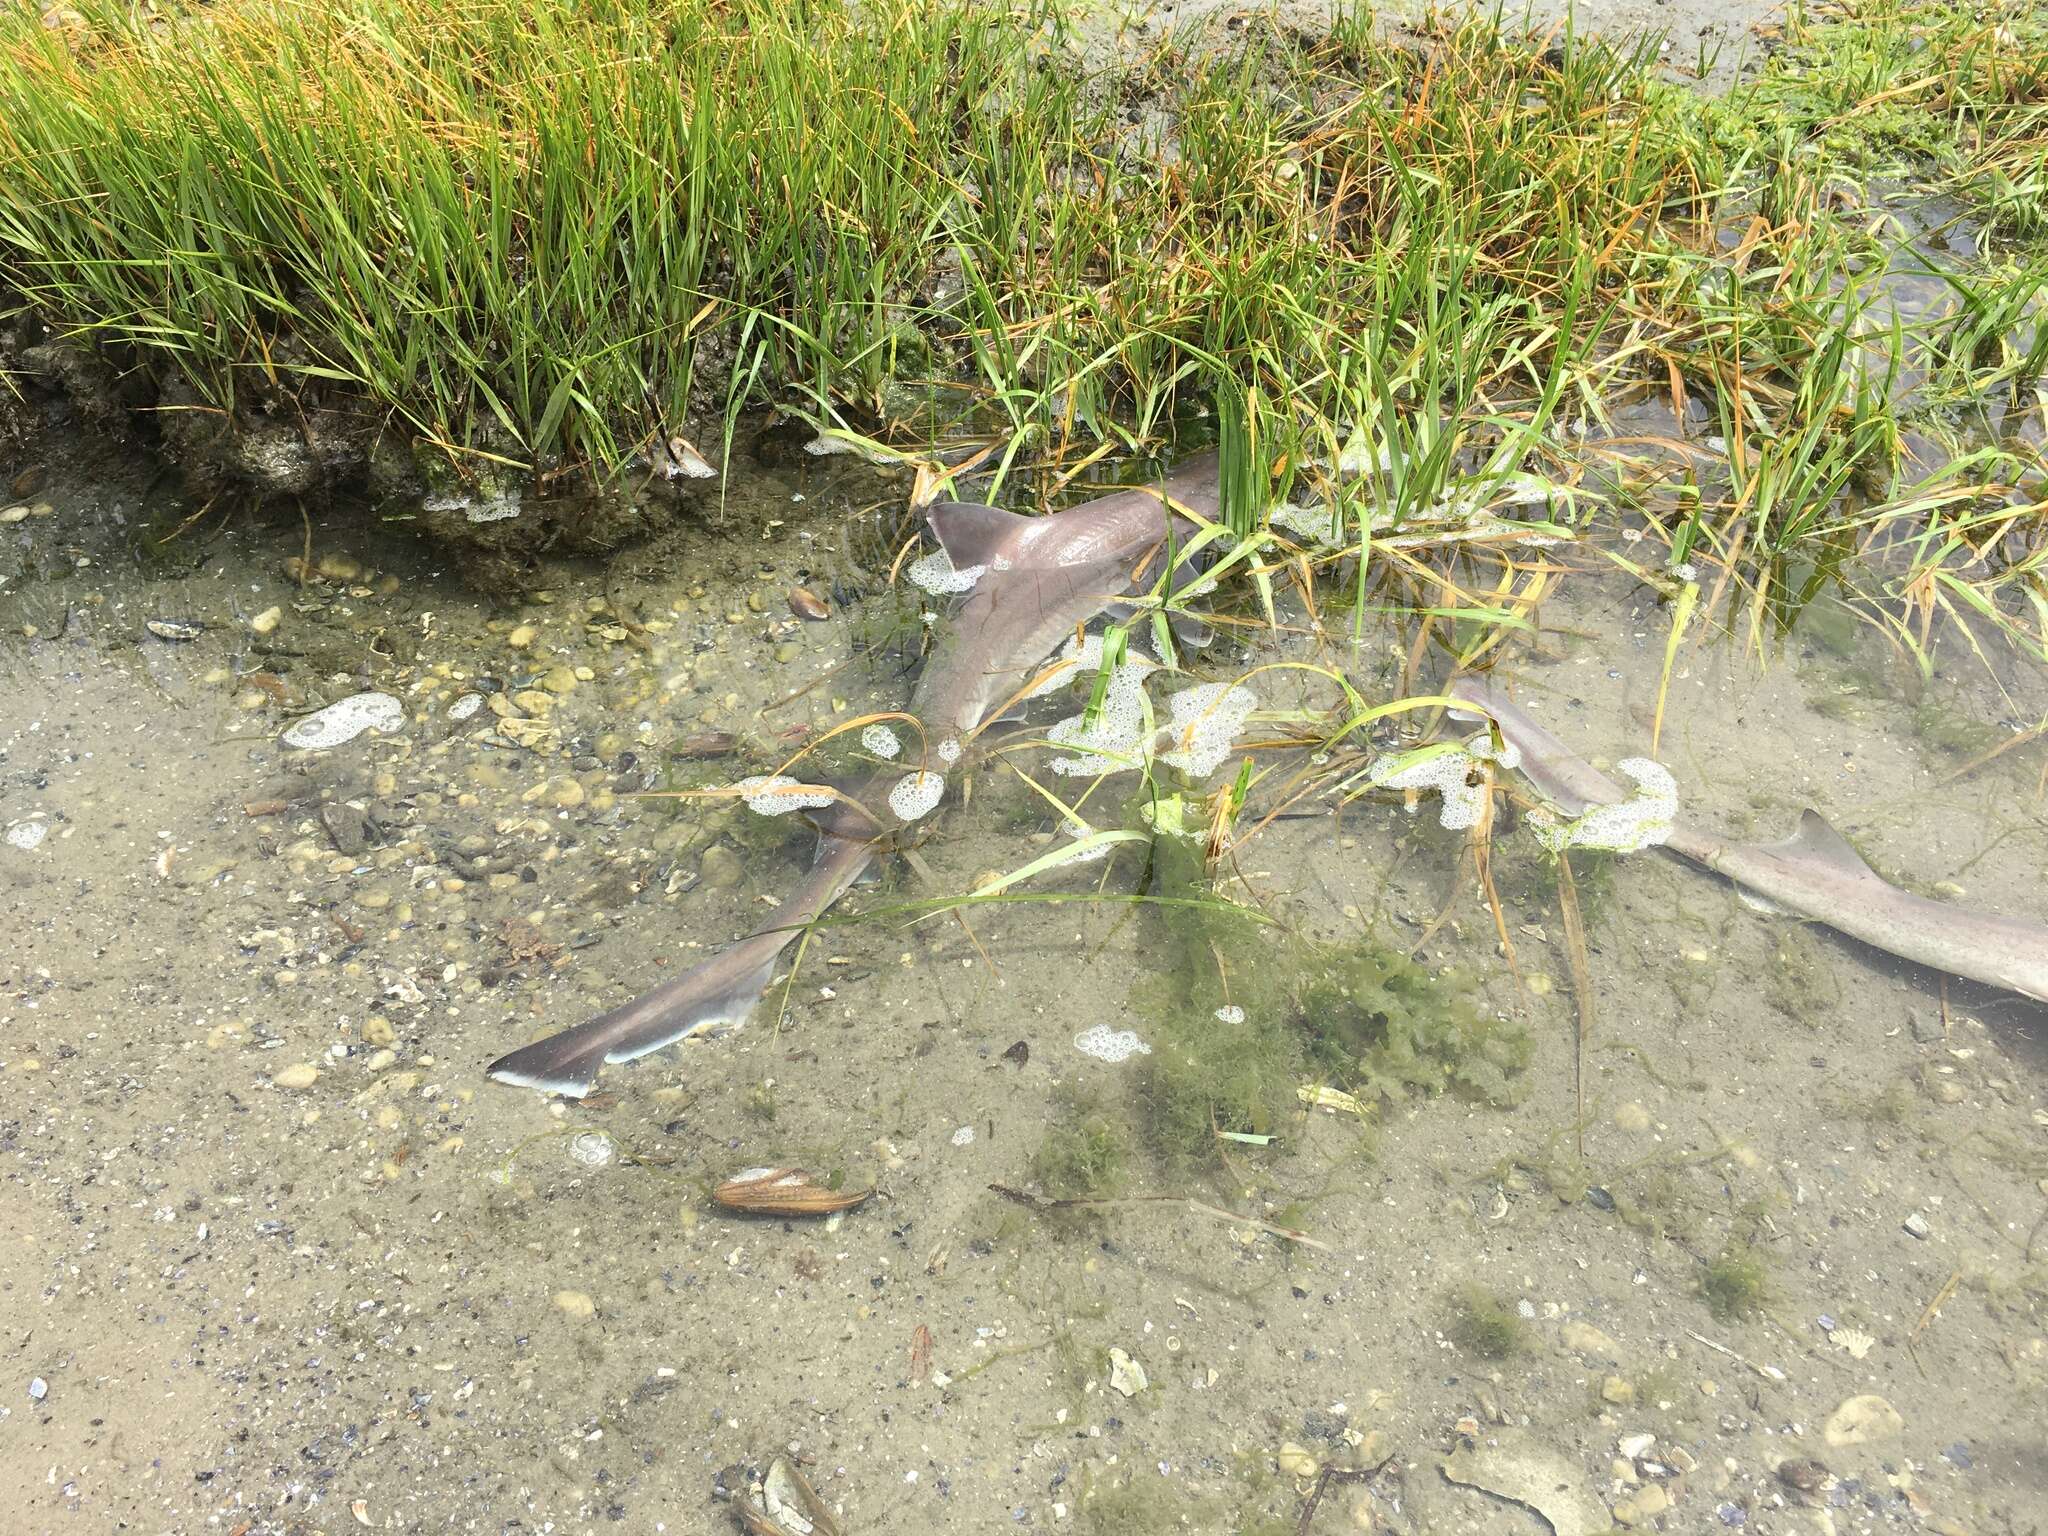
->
(2, 422), (2046, 1536)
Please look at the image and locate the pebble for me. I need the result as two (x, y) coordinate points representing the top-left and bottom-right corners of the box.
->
(773, 642), (801, 664)
(1823, 1393), (1903, 1447)
(272, 1063), (320, 1090)
(1275, 1441), (1316, 1477)
(28, 1377), (47, 1402)
(362, 1016), (396, 1046)
(540, 665), (579, 694)
(0, 504), (28, 523)
(366, 1049), (397, 1071)
(699, 845), (743, 889)
(1908, 1006), (1943, 1043)
(1610, 1483), (1671, 1526)
(249, 605), (282, 635)
(507, 624), (537, 649)
(1902, 1212), (1930, 1240)
(1601, 1375), (1636, 1405)
(1561, 1321), (1621, 1359)
(553, 1289), (597, 1318)
(553, 779), (586, 808)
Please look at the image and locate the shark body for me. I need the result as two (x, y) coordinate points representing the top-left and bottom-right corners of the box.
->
(1451, 675), (2048, 1005)
(487, 454), (1221, 1096)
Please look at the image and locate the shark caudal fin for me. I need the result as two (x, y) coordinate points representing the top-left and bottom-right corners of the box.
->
(485, 934), (784, 1098)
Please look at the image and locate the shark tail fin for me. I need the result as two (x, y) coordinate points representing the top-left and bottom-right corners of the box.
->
(485, 934), (783, 1098)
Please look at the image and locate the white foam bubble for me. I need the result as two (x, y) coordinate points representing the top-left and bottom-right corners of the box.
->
(1214, 1004), (1245, 1024)
(1159, 682), (1257, 779)
(1368, 739), (1489, 830)
(1047, 659), (1156, 777)
(734, 775), (836, 816)
(1073, 1025), (1152, 1063)
(1529, 757), (1676, 854)
(447, 693), (484, 721)
(1023, 633), (1157, 701)
(937, 737), (962, 764)
(281, 692), (406, 751)
(888, 770), (946, 821)
(6, 821), (48, 851)
(950, 1125), (975, 1147)
(908, 548), (986, 594)
(861, 724), (902, 759)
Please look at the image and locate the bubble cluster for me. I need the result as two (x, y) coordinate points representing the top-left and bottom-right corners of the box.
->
(1023, 632), (1157, 701)
(1073, 1025), (1153, 1063)
(888, 769), (946, 821)
(734, 774), (836, 816)
(1214, 1004), (1246, 1024)
(1159, 682), (1258, 778)
(907, 548), (986, 594)
(937, 737), (962, 764)
(281, 691), (406, 751)
(1365, 733), (1508, 830)
(1529, 758), (1676, 854)
(1048, 661), (1156, 777)
(861, 723), (902, 759)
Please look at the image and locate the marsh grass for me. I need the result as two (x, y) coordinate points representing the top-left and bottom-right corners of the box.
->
(5, 0), (2041, 664)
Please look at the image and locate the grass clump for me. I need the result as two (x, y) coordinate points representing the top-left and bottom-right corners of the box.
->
(1031, 1095), (1134, 1199)
(1132, 814), (1527, 1170)
(1448, 1284), (1529, 1358)
(1700, 1242), (1771, 1321)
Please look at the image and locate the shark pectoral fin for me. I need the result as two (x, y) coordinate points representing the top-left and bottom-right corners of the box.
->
(1783, 809), (1884, 883)
(925, 500), (1038, 571)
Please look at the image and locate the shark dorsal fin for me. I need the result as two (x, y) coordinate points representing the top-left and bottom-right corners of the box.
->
(1783, 809), (1881, 881)
(924, 500), (1040, 572)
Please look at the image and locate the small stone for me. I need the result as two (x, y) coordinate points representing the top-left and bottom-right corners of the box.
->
(773, 642), (801, 664)
(1610, 1483), (1671, 1526)
(746, 589), (766, 613)
(1108, 1347), (1148, 1398)
(1823, 1393), (1903, 1447)
(1902, 1212), (1930, 1240)
(1601, 1375), (1636, 1406)
(249, 606), (282, 635)
(507, 624), (538, 649)
(1561, 1320), (1621, 1360)
(511, 689), (554, 716)
(540, 665), (579, 694)
(1776, 1457), (1829, 1493)
(1275, 1441), (1316, 1478)
(553, 1290), (596, 1319)
(366, 1049), (397, 1071)
(0, 505), (28, 524)
(315, 553), (362, 581)
(362, 1016), (396, 1046)
(272, 1063), (320, 1090)
(1618, 1433), (1656, 1460)
(1907, 1006), (1942, 1043)
(28, 1377), (47, 1402)
(699, 845), (743, 889)
(552, 779), (586, 809)
(357, 889), (392, 911)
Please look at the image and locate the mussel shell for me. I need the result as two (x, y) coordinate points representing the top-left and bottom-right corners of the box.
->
(712, 1166), (870, 1217)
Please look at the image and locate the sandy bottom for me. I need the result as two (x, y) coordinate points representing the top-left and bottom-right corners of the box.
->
(4, 372), (2046, 1536)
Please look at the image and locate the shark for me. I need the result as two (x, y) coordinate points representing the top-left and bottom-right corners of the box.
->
(1449, 675), (2048, 1005)
(486, 452), (1222, 1096)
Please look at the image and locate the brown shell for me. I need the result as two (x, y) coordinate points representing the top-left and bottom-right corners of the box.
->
(713, 1166), (871, 1217)
(787, 586), (830, 622)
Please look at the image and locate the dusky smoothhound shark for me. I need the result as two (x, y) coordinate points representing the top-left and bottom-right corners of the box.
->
(487, 453), (1221, 1096)
(1450, 675), (2048, 1005)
